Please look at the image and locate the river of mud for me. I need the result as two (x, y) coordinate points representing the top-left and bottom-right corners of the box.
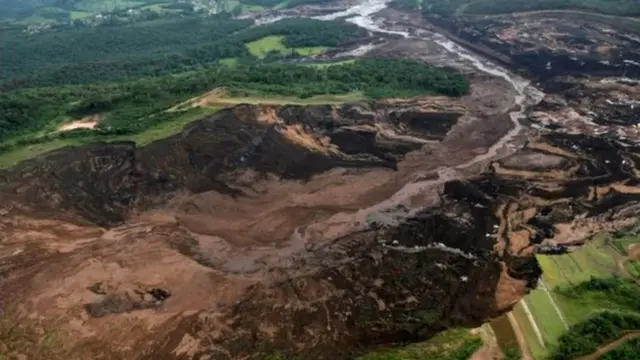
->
(151, 0), (549, 272)
(283, 0), (545, 245)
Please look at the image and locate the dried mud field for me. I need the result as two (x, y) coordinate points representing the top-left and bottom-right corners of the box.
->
(2, 1), (640, 359)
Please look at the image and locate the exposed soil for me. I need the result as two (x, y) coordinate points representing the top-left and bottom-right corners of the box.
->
(2, 1), (640, 359)
(469, 324), (502, 360)
(58, 114), (104, 132)
(506, 313), (533, 360)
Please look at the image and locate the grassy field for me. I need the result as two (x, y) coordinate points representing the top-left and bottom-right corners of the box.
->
(9, 1), (194, 24)
(507, 232), (640, 359)
(356, 328), (482, 360)
(0, 107), (217, 169)
(511, 303), (547, 359)
(16, 7), (71, 24)
(523, 290), (565, 347)
(219, 58), (240, 67)
(245, 36), (329, 59)
(221, 91), (365, 105)
(610, 235), (640, 256)
(626, 260), (640, 278)
(536, 235), (619, 289)
(69, 10), (92, 20)
(0, 139), (81, 169)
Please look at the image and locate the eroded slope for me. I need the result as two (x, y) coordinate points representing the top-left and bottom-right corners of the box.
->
(1, 82), (639, 358)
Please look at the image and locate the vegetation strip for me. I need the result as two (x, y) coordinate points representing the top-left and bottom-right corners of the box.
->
(1, 17), (365, 89)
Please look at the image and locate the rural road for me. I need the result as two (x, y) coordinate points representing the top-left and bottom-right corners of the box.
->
(576, 331), (640, 360)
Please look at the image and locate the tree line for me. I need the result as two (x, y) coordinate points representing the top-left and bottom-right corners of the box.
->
(0, 16), (365, 89)
(0, 59), (469, 144)
(551, 277), (640, 360)
(552, 311), (640, 360)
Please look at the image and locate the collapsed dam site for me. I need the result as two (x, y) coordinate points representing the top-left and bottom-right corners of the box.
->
(1, 0), (640, 359)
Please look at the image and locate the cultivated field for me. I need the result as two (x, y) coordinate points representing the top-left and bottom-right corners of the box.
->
(505, 232), (640, 359)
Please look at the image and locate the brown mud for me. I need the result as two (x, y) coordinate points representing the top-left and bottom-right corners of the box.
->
(2, 3), (640, 360)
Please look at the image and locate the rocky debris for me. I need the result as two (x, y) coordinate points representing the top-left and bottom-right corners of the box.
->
(0, 100), (464, 227)
(528, 76), (640, 142)
(0, 93), (639, 358)
(84, 284), (171, 317)
(426, 14), (640, 81)
(417, 11), (640, 145)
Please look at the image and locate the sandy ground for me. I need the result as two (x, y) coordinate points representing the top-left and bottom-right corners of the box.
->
(58, 114), (104, 131)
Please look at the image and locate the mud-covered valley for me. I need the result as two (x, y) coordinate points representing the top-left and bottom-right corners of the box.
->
(1, 1), (640, 359)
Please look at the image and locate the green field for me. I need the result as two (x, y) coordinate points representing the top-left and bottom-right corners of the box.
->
(5, 0), (197, 25)
(220, 91), (365, 105)
(0, 107), (215, 169)
(509, 232), (640, 359)
(523, 291), (566, 348)
(0, 139), (81, 169)
(219, 57), (240, 67)
(536, 235), (619, 289)
(16, 7), (71, 24)
(512, 303), (547, 359)
(245, 35), (329, 59)
(610, 235), (640, 255)
(357, 328), (482, 360)
(626, 260), (640, 278)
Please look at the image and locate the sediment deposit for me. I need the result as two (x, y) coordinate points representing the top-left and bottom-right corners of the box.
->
(2, 1), (640, 359)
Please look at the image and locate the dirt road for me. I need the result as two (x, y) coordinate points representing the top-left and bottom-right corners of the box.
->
(507, 312), (534, 360)
(576, 331), (640, 360)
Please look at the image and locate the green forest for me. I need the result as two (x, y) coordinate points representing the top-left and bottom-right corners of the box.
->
(550, 277), (640, 359)
(0, 8), (468, 168)
(0, 17), (365, 89)
(0, 59), (469, 150)
(600, 338), (640, 360)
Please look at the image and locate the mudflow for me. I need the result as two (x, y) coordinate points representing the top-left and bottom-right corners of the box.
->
(2, 3), (640, 360)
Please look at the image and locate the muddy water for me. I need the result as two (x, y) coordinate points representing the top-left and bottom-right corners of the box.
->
(183, 1), (547, 268)
(296, 0), (544, 239)
(316, 0), (543, 168)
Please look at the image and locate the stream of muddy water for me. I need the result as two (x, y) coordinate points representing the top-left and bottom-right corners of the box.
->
(297, 0), (544, 246)
(186, 1), (547, 271)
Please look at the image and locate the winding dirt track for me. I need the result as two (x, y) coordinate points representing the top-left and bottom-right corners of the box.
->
(576, 331), (640, 360)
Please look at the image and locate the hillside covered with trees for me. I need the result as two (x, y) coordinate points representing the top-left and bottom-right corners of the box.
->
(0, 59), (469, 150)
(0, 16), (367, 89)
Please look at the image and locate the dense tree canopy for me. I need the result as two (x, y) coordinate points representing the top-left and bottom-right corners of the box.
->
(235, 18), (367, 48)
(0, 17), (365, 89)
(0, 59), (469, 144)
(551, 277), (640, 360)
